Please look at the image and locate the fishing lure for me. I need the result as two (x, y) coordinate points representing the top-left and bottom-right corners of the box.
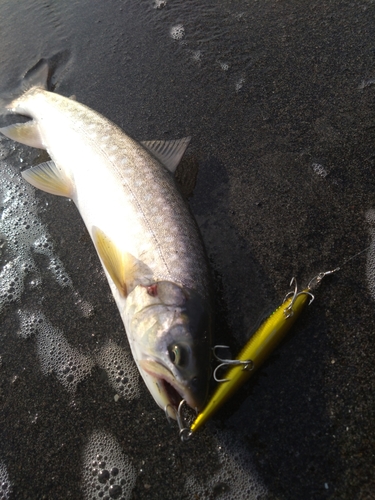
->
(177, 268), (338, 440)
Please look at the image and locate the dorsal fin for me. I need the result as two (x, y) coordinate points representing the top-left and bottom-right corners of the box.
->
(141, 137), (191, 174)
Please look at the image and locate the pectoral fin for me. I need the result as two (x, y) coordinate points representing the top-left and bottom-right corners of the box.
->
(21, 160), (73, 197)
(141, 137), (191, 174)
(0, 121), (45, 149)
(92, 227), (151, 297)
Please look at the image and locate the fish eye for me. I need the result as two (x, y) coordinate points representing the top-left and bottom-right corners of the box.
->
(168, 344), (188, 367)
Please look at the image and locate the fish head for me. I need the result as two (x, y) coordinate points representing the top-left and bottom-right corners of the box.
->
(125, 281), (212, 417)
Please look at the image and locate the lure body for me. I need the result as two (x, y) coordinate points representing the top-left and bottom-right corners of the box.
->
(190, 289), (310, 433)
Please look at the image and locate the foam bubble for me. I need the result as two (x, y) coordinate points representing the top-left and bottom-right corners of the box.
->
(185, 428), (266, 499)
(36, 314), (94, 392)
(170, 24), (185, 40)
(0, 257), (24, 315)
(0, 142), (12, 160)
(81, 430), (136, 500)
(73, 294), (94, 318)
(33, 235), (72, 288)
(0, 461), (12, 499)
(191, 50), (202, 63)
(219, 61), (230, 71)
(17, 309), (44, 339)
(96, 340), (140, 401)
(16, 308), (141, 399)
(235, 77), (245, 92)
(153, 0), (167, 9)
(311, 162), (328, 178)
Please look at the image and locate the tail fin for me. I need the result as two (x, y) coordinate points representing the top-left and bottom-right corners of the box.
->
(0, 51), (71, 116)
(0, 59), (49, 116)
(21, 59), (49, 93)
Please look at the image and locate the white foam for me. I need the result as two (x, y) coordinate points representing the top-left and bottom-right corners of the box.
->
(311, 162), (328, 178)
(191, 50), (202, 63)
(81, 430), (136, 500)
(185, 427), (266, 499)
(170, 24), (185, 40)
(33, 235), (72, 288)
(17, 306), (140, 401)
(17, 308), (44, 339)
(0, 143), (73, 315)
(96, 340), (141, 401)
(35, 313), (94, 393)
(235, 77), (245, 92)
(0, 257), (25, 315)
(219, 61), (230, 71)
(0, 139), (97, 326)
(73, 294), (94, 318)
(0, 461), (12, 499)
(153, 0), (167, 9)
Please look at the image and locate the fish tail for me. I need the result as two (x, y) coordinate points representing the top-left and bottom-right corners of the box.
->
(0, 51), (71, 116)
(0, 59), (49, 116)
(0, 52), (71, 147)
(21, 59), (49, 93)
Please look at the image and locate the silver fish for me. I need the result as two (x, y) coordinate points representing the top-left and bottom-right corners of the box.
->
(0, 61), (212, 417)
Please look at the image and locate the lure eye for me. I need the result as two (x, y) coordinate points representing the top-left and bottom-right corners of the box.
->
(168, 344), (188, 367)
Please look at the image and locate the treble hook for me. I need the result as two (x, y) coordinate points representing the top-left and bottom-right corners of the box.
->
(212, 345), (254, 382)
(177, 400), (193, 442)
(164, 400), (193, 442)
(282, 267), (339, 318)
(283, 277), (315, 318)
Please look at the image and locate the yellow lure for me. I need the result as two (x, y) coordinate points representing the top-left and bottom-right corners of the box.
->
(189, 270), (337, 435)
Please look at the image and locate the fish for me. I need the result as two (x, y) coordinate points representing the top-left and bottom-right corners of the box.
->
(187, 270), (337, 435)
(0, 60), (212, 418)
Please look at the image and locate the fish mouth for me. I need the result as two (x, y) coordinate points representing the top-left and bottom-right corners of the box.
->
(139, 359), (191, 416)
(160, 378), (183, 410)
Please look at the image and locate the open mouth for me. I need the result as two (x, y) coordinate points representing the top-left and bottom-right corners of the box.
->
(139, 358), (187, 411)
(160, 378), (183, 409)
